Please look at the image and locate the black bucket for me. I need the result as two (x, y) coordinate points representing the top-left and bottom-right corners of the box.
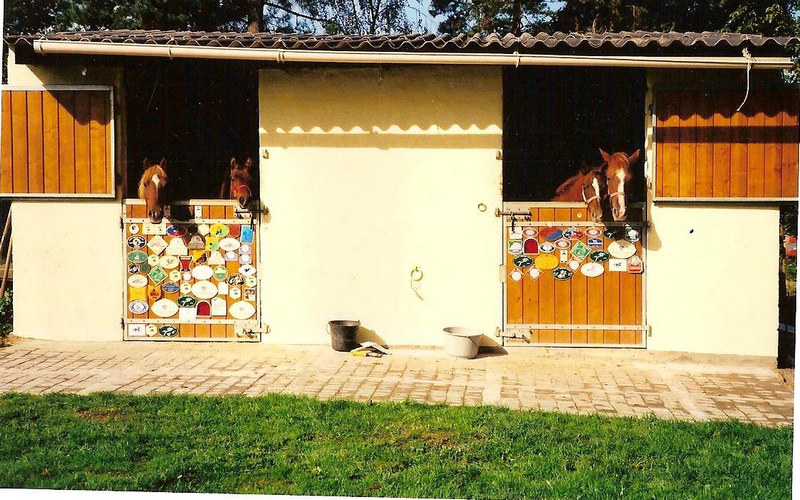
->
(328, 320), (360, 352)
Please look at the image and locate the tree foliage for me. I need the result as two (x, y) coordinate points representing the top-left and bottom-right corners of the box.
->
(428, 0), (552, 35)
(552, 1), (799, 36)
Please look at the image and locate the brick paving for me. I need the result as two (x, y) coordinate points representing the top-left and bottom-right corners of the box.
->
(0, 339), (793, 427)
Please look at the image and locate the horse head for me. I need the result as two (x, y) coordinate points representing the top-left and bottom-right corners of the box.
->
(599, 149), (639, 222)
(227, 157), (254, 208)
(581, 168), (606, 223)
(138, 158), (169, 223)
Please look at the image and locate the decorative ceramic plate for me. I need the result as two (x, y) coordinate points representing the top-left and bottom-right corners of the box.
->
(229, 301), (256, 320)
(192, 265), (213, 280)
(151, 299), (179, 318)
(192, 280), (218, 299)
(554, 239), (571, 249)
(552, 267), (573, 280)
(585, 227), (602, 238)
(589, 251), (611, 263)
(239, 265), (257, 276)
(539, 242), (556, 253)
(162, 282), (180, 294)
(534, 254), (559, 271)
(127, 236), (147, 249)
(159, 325), (179, 337)
(513, 256), (533, 268)
(127, 250), (148, 263)
(159, 255), (180, 269)
(177, 295), (197, 307)
(128, 300), (149, 315)
(580, 262), (605, 278)
(218, 238), (241, 252)
(127, 274), (148, 288)
(608, 240), (636, 259)
(210, 223), (230, 238)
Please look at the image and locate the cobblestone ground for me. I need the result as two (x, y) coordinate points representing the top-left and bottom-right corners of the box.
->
(0, 339), (793, 427)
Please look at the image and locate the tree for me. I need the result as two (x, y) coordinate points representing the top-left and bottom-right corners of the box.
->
(552, 1), (799, 36)
(428, 0), (552, 35)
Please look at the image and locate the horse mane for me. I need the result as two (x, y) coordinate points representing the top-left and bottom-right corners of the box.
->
(138, 163), (168, 199)
(552, 174), (585, 202)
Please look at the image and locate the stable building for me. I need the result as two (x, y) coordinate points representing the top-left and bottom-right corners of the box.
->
(1, 30), (797, 357)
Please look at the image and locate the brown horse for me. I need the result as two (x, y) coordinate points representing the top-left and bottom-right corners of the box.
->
(599, 149), (639, 222)
(138, 158), (168, 223)
(552, 163), (607, 222)
(220, 157), (254, 208)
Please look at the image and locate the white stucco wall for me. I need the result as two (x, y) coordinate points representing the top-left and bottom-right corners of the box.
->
(6, 48), (126, 341)
(12, 202), (123, 341)
(258, 66), (503, 346)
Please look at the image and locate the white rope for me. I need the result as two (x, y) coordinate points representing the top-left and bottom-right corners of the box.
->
(736, 48), (753, 112)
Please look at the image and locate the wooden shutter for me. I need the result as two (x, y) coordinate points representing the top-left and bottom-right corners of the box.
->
(1, 87), (113, 197)
(655, 89), (799, 200)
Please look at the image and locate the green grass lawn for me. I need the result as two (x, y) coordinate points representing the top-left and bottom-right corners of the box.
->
(0, 393), (791, 499)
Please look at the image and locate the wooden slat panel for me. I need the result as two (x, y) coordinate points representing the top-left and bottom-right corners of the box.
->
(195, 324), (212, 339)
(553, 207), (572, 344)
(1, 92), (13, 193)
(209, 206), (225, 219)
(781, 92), (799, 198)
(10, 91), (29, 193)
(746, 93), (766, 197)
(56, 91), (76, 193)
(618, 261), (637, 344)
(730, 95), (748, 197)
(537, 208), (555, 343)
(89, 92), (108, 194)
(210, 323), (227, 338)
(712, 91), (732, 197)
(661, 92), (681, 197)
(73, 92), (92, 194)
(25, 92), (44, 193)
(694, 91), (713, 197)
(522, 209), (539, 342)
(570, 208), (588, 344)
(764, 93), (783, 198)
(42, 91), (61, 193)
(180, 323), (196, 339)
(602, 233), (620, 344)
(225, 324), (235, 338)
(678, 91), (697, 197)
(506, 242), (523, 324)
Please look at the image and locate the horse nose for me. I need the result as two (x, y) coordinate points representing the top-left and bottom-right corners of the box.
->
(148, 209), (163, 223)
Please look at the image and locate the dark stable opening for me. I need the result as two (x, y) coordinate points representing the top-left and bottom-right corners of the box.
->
(124, 59), (260, 201)
(503, 66), (647, 202)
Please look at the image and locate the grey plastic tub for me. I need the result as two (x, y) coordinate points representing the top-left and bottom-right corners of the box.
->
(442, 327), (482, 359)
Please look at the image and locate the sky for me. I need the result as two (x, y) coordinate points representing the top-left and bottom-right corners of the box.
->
(405, 0), (566, 33)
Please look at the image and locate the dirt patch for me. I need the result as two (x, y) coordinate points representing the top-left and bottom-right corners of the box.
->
(76, 410), (133, 421)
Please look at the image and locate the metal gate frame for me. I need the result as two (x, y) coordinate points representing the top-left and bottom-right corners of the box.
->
(498, 201), (649, 348)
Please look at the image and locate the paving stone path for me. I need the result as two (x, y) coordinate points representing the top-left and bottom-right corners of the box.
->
(0, 339), (793, 426)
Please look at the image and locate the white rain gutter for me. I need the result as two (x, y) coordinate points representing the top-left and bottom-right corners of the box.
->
(32, 39), (794, 69)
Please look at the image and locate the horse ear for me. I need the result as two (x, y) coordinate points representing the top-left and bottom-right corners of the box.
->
(628, 149), (640, 163)
(142, 158), (151, 170)
(243, 157), (253, 171)
(599, 149), (612, 163)
(230, 157), (239, 170)
(158, 158), (168, 170)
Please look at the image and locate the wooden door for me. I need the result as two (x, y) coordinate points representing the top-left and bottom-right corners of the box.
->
(503, 203), (646, 346)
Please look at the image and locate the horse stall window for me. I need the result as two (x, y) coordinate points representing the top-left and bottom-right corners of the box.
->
(1, 87), (114, 197)
(123, 60), (259, 202)
(501, 67), (647, 346)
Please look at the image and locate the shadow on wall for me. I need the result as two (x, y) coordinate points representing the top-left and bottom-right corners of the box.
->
(259, 66), (502, 151)
(356, 326), (388, 347)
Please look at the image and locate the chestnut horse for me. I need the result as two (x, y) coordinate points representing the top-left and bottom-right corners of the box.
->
(552, 164), (607, 222)
(138, 158), (169, 223)
(599, 149), (639, 222)
(220, 157), (254, 208)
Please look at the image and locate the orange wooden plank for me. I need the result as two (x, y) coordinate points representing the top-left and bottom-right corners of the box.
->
(56, 91), (76, 193)
(586, 258), (604, 344)
(730, 91), (748, 197)
(695, 91), (713, 197)
(660, 92), (681, 197)
(506, 245), (523, 325)
(764, 91), (783, 198)
(553, 209), (571, 344)
(537, 208), (555, 343)
(602, 233), (620, 344)
(73, 92), (91, 194)
(210, 323), (227, 338)
(179, 323), (196, 339)
(746, 92), (766, 197)
(25, 91), (44, 193)
(678, 90), (697, 197)
(618, 260), (637, 344)
(42, 91), (61, 193)
(89, 92), (108, 194)
(655, 97), (665, 197)
(781, 91), (799, 198)
(1, 92), (13, 193)
(210, 206), (225, 219)
(712, 91), (732, 198)
(195, 324), (212, 339)
(570, 208), (588, 344)
(634, 272), (643, 346)
(132, 204), (146, 218)
(10, 91), (29, 193)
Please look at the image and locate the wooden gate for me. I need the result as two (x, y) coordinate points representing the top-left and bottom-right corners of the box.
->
(122, 199), (261, 341)
(502, 202), (647, 347)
